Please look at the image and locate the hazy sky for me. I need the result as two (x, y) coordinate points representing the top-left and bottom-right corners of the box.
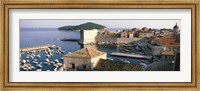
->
(20, 19), (180, 29)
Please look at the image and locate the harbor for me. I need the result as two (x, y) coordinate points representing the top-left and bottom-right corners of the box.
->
(19, 28), (153, 71)
(20, 44), (65, 71)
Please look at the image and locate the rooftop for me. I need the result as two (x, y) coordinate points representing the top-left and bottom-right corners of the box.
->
(145, 61), (175, 71)
(161, 50), (176, 55)
(94, 59), (143, 71)
(63, 47), (106, 58)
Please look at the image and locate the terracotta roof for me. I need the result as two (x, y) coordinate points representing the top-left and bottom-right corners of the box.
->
(63, 47), (106, 58)
(161, 50), (176, 55)
(151, 38), (180, 47)
(159, 38), (180, 47)
(94, 59), (143, 71)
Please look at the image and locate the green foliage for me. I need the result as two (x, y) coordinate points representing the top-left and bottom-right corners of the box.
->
(58, 22), (106, 31)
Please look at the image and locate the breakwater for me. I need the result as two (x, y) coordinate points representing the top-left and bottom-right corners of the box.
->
(20, 44), (55, 52)
(110, 52), (152, 60)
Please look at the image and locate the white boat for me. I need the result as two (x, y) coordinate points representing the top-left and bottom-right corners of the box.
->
(37, 64), (43, 68)
(21, 59), (26, 64)
(26, 56), (29, 59)
(38, 50), (42, 52)
(46, 54), (51, 58)
(45, 51), (48, 54)
(50, 53), (53, 56)
(30, 55), (34, 59)
(32, 50), (36, 53)
(45, 58), (50, 62)
(37, 69), (42, 71)
(53, 64), (58, 67)
(58, 63), (62, 66)
(27, 67), (31, 70)
(54, 67), (58, 71)
(44, 62), (50, 66)
(36, 54), (41, 58)
(54, 59), (59, 63)
(58, 67), (64, 71)
(31, 66), (35, 69)
(23, 68), (28, 71)
(33, 61), (38, 64)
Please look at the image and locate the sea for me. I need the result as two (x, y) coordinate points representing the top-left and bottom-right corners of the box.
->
(20, 28), (143, 71)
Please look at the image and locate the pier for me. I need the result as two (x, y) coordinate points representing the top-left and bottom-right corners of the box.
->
(60, 38), (80, 42)
(110, 52), (152, 60)
(20, 44), (54, 52)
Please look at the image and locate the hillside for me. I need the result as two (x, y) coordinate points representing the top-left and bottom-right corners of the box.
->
(58, 22), (106, 31)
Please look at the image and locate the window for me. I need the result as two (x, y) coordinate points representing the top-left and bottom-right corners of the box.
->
(83, 65), (87, 69)
(72, 63), (75, 68)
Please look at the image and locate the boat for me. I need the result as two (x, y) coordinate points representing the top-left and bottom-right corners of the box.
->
(26, 56), (29, 59)
(31, 66), (35, 69)
(23, 68), (28, 71)
(54, 59), (59, 63)
(46, 54), (51, 58)
(37, 64), (43, 68)
(53, 64), (58, 67)
(45, 58), (50, 62)
(44, 62), (50, 66)
(33, 61), (38, 64)
(30, 55), (34, 59)
(21, 59), (26, 64)
(50, 53), (53, 56)
(58, 67), (64, 71)
(36, 54), (41, 58)
(49, 45), (56, 49)
(54, 67), (58, 71)
(27, 67), (32, 70)
(38, 50), (42, 52)
(37, 69), (42, 71)
(58, 63), (62, 66)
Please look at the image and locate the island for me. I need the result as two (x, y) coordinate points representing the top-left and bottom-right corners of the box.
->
(58, 22), (107, 31)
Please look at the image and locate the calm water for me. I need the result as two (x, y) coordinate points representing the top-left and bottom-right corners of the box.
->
(20, 28), (142, 71)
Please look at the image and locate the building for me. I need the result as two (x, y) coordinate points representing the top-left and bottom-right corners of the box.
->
(173, 23), (180, 34)
(144, 61), (175, 71)
(79, 29), (99, 44)
(120, 30), (129, 38)
(138, 31), (153, 38)
(63, 47), (107, 71)
(93, 59), (143, 71)
(160, 50), (176, 61)
(146, 38), (180, 56)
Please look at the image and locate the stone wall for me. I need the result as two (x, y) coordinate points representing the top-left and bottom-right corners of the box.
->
(96, 33), (142, 44)
(116, 37), (142, 44)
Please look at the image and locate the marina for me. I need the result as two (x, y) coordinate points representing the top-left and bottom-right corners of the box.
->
(20, 44), (64, 71)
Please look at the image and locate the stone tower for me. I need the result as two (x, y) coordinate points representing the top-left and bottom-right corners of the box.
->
(173, 23), (180, 34)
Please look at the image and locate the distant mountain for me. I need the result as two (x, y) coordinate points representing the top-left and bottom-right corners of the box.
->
(58, 22), (107, 31)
